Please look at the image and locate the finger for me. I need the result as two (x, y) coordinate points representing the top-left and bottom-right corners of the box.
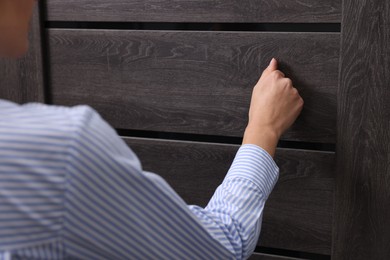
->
(268, 58), (278, 71)
(263, 58), (278, 75)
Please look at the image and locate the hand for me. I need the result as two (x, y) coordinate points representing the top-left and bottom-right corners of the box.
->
(243, 58), (304, 157)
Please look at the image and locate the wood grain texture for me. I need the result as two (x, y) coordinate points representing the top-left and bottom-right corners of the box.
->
(48, 29), (339, 143)
(249, 253), (305, 260)
(45, 0), (341, 23)
(123, 137), (335, 254)
(333, 0), (390, 259)
(0, 7), (45, 104)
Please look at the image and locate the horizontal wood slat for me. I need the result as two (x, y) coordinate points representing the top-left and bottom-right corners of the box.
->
(123, 137), (335, 254)
(45, 0), (341, 23)
(48, 29), (339, 143)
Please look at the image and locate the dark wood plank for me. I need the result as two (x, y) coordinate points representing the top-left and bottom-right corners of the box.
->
(48, 29), (339, 143)
(259, 150), (334, 255)
(0, 7), (45, 104)
(45, 0), (341, 23)
(249, 253), (305, 260)
(333, 0), (390, 259)
(123, 137), (335, 254)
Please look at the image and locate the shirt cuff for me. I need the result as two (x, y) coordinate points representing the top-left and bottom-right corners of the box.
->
(224, 144), (279, 199)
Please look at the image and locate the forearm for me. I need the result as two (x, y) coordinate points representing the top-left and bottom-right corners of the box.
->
(189, 144), (279, 259)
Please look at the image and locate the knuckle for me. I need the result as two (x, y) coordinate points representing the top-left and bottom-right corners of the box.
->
(299, 97), (304, 106)
(285, 78), (293, 86)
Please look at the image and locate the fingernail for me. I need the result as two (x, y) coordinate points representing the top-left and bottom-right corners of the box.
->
(269, 58), (275, 65)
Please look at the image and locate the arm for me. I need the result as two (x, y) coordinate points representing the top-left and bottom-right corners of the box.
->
(188, 144), (279, 259)
(187, 58), (304, 258)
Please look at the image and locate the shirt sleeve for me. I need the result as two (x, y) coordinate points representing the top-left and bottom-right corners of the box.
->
(188, 144), (279, 259)
(64, 105), (279, 260)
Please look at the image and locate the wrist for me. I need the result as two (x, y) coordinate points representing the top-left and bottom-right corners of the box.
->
(242, 125), (279, 158)
(245, 124), (281, 141)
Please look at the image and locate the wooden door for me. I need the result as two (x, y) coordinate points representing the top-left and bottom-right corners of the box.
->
(1, 0), (389, 259)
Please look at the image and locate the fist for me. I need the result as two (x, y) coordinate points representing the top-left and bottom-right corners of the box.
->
(247, 58), (304, 139)
(242, 58), (304, 157)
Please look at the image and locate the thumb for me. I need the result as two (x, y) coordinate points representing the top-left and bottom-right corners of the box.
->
(263, 58), (278, 75)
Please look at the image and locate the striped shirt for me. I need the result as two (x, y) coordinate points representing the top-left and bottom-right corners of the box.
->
(0, 98), (279, 260)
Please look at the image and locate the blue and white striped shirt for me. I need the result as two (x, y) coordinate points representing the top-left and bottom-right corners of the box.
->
(0, 99), (279, 260)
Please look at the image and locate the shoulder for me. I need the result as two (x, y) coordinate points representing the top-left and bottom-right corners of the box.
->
(0, 100), (108, 150)
(1, 100), (140, 166)
(0, 99), (98, 132)
(15, 101), (106, 136)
